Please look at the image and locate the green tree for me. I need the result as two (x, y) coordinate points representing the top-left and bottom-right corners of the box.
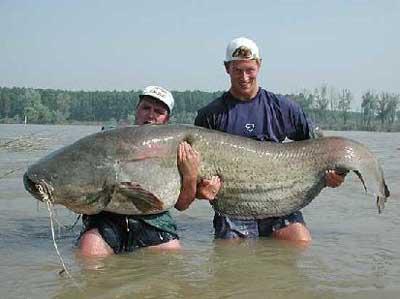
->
(328, 86), (339, 112)
(0, 90), (12, 119)
(290, 90), (314, 113)
(314, 85), (329, 122)
(361, 91), (377, 129)
(386, 94), (399, 126)
(54, 92), (72, 122)
(338, 89), (352, 126)
(376, 92), (390, 126)
(22, 89), (53, 123)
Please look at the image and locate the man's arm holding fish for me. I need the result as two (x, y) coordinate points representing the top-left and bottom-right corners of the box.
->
(287, 107), (347, 188)
(326, 170), (346, 188)
(175, 142), (222, 211)
(175, 142), (198, 211)
(308, 127), (347, 188)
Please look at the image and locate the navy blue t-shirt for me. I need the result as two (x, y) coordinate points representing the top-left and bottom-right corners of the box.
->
(194, 88), (314, 143)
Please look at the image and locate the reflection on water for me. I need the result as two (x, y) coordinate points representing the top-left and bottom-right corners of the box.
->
(1, 124), (399, 299)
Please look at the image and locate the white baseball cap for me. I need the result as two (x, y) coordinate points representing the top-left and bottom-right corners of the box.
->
(139, 85), (174, 113)
(225, 37), (260, 62)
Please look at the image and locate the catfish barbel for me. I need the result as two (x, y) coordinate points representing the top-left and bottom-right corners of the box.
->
(23, 124), (390, 219)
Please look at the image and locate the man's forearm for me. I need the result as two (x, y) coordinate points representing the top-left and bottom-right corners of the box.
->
(174, 177), (197, 211)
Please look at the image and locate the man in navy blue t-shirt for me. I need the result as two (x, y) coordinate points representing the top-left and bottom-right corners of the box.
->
(194, 37), (345, 242)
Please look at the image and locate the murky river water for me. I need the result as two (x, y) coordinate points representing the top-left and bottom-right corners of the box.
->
(0, 124), (399, 299)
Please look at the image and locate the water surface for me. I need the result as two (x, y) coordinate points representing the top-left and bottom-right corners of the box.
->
(1, 124), (399, 299)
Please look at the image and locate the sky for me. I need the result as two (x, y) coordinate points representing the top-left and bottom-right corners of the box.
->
(1, 0), (399, 108)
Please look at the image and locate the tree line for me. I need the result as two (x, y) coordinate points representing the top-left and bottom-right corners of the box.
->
(288, 85), (399, 131)
(0, 86), (399, 131)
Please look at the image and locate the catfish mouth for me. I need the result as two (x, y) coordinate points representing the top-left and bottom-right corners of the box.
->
(23, 172), (53, 202)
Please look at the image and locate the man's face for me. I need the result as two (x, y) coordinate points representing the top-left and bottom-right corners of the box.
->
(226, 59), (261, 100)
(135, 96), (170, 125)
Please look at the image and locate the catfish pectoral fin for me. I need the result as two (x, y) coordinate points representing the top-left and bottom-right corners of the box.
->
(118, 182), (164, 213)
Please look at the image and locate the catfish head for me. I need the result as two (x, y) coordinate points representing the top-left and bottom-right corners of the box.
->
(23, 171), (54, 203)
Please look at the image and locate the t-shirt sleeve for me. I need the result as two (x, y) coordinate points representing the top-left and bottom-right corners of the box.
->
(194, 109), (207, 127)
(194, 109), (215, 129)
(282, 96), (317, 141)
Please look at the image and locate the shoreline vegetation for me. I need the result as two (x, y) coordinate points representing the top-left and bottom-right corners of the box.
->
(1, 86), (399, 132)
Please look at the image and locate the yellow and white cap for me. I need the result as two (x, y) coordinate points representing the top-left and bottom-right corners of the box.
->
(139, 85), (174, 113)
(225, 37), (260, 62)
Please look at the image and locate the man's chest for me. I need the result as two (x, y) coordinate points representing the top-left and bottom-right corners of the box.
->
(221, 102), (270, 138)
